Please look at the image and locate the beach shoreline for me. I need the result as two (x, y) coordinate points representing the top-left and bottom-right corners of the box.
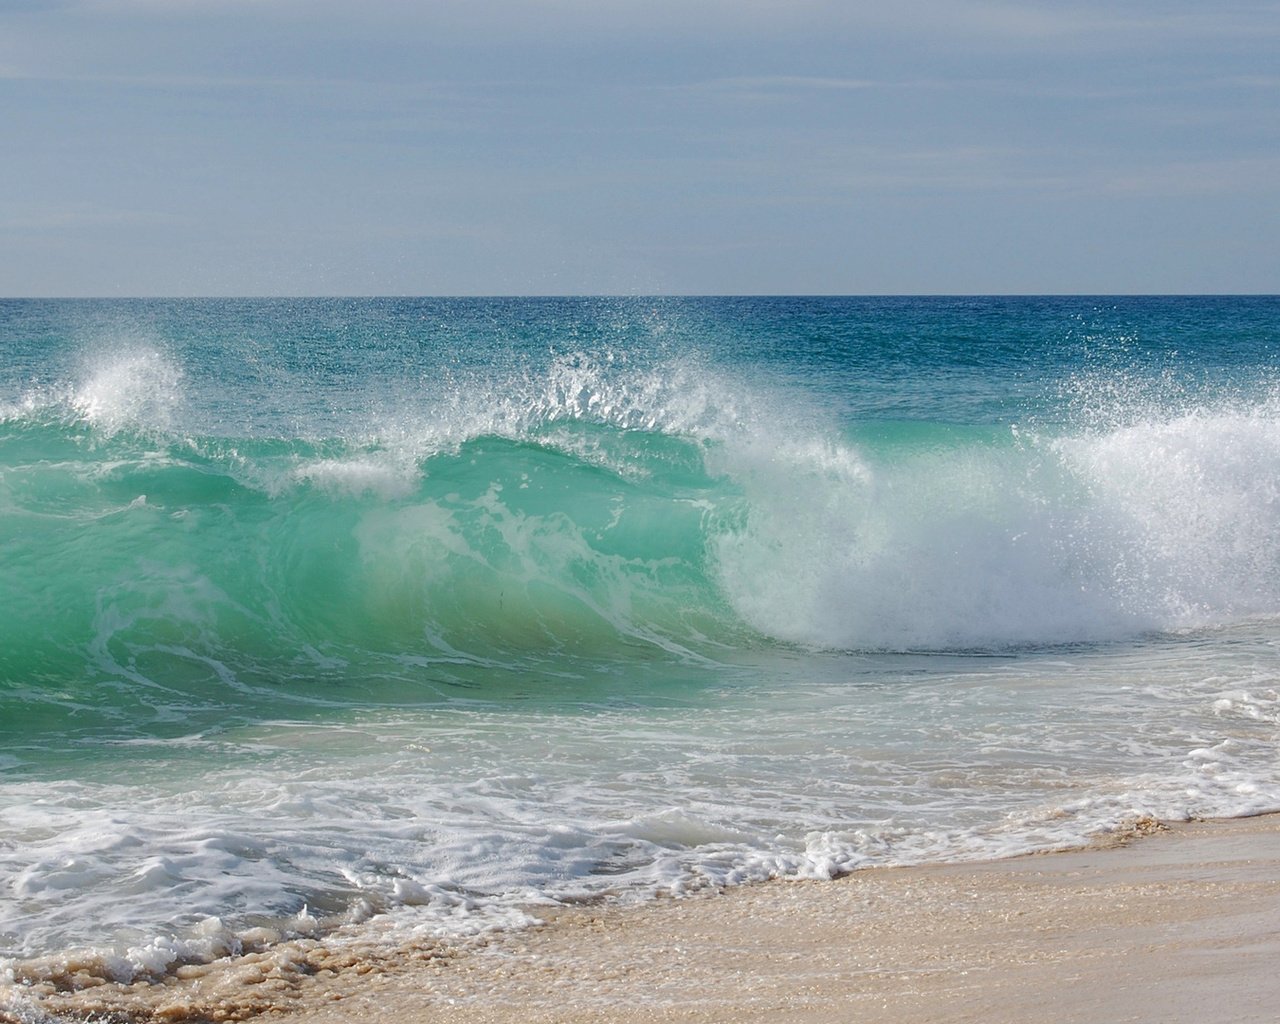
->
(9, 812), (1280, 1024)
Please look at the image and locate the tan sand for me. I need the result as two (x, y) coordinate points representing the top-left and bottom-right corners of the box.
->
(10, 814), (1280, 1024)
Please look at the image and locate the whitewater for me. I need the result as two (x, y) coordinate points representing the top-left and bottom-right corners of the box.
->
(1, 296), (1278, 1001)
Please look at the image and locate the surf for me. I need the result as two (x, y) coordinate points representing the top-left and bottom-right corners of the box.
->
(4, 296), (1280, 994)
(5, 353), (1280, 711)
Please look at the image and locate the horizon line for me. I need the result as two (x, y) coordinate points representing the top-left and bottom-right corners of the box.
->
(3, 292), (1278, 302)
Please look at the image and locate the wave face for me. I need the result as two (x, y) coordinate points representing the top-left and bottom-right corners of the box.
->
(1, 421), (736, 722)
(2, 296), (1280, 980)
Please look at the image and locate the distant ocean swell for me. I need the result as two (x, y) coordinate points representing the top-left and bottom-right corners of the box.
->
(4, 349), (1280, 726)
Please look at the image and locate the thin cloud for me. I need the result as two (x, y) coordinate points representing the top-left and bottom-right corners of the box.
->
(1220, 74), (1280, 89)
(0, 68), (301, 88)
(693, 75), (885, 93)
(1098, 156), (1280, 197)
(0, 204), (188, 231)
(0, 0), (78, 10)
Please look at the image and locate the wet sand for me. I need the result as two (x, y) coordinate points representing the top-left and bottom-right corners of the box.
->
(9, 814), (1280, 1024)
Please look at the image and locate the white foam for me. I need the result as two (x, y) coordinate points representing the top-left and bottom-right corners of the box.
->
(710, 397), (1280, 651)
(71, 349), (185, 436)
(1055, 402), (1280, 625)
(292, 456), (420, 500)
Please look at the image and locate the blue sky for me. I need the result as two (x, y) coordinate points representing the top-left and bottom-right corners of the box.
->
(1, 0), (1276, 295)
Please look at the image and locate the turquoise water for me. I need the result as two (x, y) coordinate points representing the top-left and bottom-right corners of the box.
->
(2, 297), (1279, 987)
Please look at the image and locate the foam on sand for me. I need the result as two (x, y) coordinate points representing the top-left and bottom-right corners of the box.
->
(6, 815), (1279, 1024)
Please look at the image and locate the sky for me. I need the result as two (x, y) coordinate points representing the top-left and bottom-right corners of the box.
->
(1, 0), (1277, 296)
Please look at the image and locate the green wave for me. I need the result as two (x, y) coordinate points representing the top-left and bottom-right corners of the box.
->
(0, 418), (755, 740)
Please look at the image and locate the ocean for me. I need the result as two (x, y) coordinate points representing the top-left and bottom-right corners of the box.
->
(2, 296), (1278, 999)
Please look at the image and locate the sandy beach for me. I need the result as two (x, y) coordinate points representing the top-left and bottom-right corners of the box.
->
(9, 813), (1279, 1024)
